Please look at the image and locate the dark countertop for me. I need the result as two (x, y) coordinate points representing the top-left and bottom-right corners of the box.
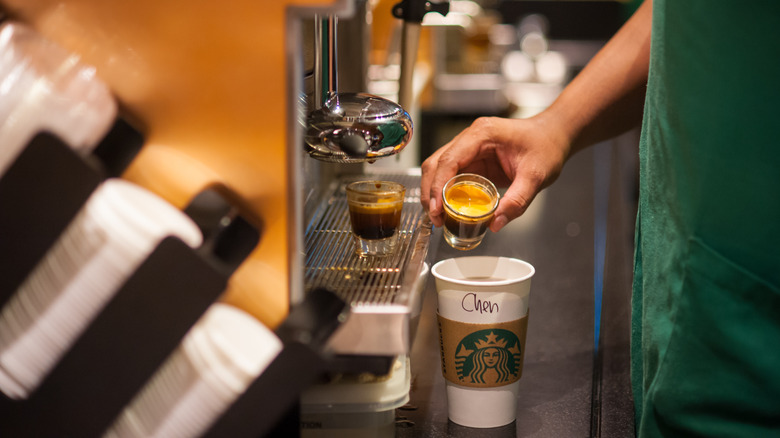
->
(397, 131), (639, 438)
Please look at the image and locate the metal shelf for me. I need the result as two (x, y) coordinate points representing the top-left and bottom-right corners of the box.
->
(304, 173), (432, 356)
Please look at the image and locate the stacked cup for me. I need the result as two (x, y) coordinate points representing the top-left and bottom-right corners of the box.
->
(0, 178), (203, 399)
(0, 21), (116, 176)
(104, 303), (283, 438)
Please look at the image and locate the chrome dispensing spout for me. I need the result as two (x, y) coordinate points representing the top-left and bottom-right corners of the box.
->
(305, 15), (413, 163)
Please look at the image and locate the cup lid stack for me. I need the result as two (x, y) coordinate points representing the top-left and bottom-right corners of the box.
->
(0, 179), (203, 399)
(105, 303), (283, 438)
(0, 21), (116, 176)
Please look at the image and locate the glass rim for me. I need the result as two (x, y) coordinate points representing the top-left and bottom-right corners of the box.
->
(345, 180), (406, 196)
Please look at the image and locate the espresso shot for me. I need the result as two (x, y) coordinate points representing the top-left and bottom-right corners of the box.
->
(443, 213), (491, 241)
(345, 180), (405, 256)
(349, 202), (403, 240)
(442, 174), (499, 251)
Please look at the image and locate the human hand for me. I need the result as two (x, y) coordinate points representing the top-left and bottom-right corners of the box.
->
(420, 115), (570, 232)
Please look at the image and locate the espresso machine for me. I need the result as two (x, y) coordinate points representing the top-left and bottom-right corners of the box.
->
(0, 0), (450, 435)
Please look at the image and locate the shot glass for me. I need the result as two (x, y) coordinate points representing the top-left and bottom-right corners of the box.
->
(432, 256), (535, 428)
(442, 174), (499, 251)
(345, 180), (405, 256)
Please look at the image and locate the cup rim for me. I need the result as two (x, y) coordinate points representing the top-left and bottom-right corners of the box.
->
(431, 256), (535, 286)
(441, 173), (499, 219)
(345, 180), (406, 197)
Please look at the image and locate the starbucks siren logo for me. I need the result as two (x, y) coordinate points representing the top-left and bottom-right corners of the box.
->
(454, 329), (522, 385)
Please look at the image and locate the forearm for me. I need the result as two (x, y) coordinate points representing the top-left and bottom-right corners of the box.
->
(538, 0), (652, 156)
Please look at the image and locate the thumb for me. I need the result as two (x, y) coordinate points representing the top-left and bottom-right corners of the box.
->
(491, 177), (539, 232)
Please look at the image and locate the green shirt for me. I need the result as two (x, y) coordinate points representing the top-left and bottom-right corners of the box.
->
(633, 0), (780, 436)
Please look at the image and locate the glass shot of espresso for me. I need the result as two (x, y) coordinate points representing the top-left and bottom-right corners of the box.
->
(442, 174), (499, 251)
(345, 180), (406, 256)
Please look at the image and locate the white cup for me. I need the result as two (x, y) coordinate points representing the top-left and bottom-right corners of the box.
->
(0, 178), (203, 399)
(104, 303), (283, 438)
(431, 256), (535, 428)
(0, 21), (116, 176)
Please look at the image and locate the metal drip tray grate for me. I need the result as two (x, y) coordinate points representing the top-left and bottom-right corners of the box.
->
(304, 172), (431, 355)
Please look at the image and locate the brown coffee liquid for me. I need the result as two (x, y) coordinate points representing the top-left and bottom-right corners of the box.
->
(444, 214), (490, 239)
(349, 203), (402, 240)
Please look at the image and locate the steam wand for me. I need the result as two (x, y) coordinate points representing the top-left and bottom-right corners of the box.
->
(313, 16), (338, 109)
(392, 0), (450, 110)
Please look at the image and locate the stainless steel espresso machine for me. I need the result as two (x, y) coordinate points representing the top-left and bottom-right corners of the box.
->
(300, 0), (454, 352)
(296, 3), (449, 433)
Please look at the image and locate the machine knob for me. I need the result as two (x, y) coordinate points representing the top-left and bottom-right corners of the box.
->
(392, 0), (450, 23)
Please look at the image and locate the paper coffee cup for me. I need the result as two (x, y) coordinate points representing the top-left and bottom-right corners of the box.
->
(431, 256), (534, 428)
